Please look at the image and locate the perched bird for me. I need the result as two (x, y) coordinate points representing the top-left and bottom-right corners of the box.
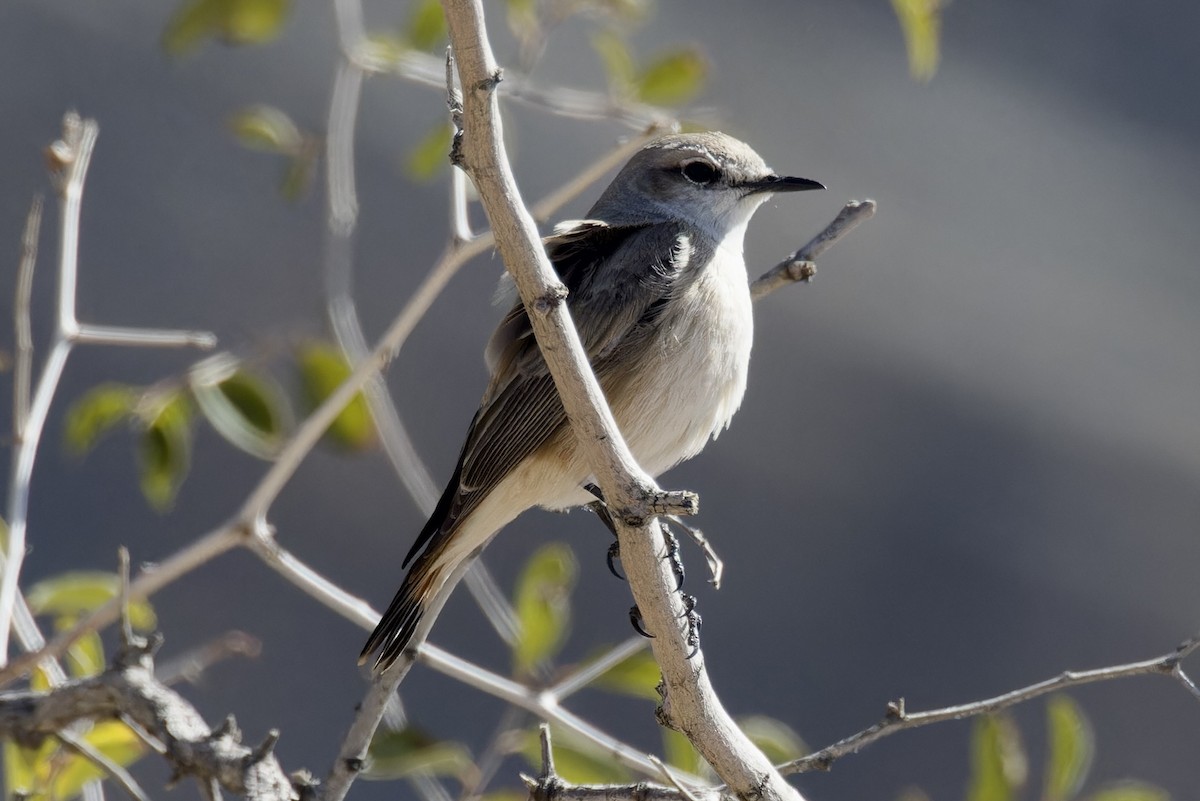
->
(361, 132), (823, 671)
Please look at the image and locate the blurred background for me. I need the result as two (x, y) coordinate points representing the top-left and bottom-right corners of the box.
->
(2, 0), (1199, 799)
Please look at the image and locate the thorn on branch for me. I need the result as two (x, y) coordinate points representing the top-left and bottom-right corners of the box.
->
(537, 723), (555, 780)
(118, 547), (136, 649)
(885, 698), (906, 721)
(211, 714), (241, 742)
(247, 729), (280, 765)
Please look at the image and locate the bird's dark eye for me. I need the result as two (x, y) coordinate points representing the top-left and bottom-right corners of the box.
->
(681, 160), (718, 185)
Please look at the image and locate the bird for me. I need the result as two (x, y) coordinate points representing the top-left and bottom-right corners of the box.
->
(361, 131), (824, 671)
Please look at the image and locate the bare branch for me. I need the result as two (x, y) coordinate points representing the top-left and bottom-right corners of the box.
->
(348, 45), (670, 129)
(0, 525), (243, 687)
(751, 199), (877, 301)
(0, 645), (302, 801)
(783, 636), (1200, 774)
(57, 729), (153, 801)
(14, 194), (43, 440)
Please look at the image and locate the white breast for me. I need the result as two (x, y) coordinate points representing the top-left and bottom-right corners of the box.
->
(613, 239), (754, 478)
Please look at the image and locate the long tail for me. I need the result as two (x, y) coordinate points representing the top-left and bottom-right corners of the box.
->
(359, 543), (450, 671)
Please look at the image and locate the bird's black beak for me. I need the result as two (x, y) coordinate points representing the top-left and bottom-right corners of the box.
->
(744, 174), (826, 194)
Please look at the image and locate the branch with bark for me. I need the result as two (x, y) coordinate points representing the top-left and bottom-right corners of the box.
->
(0, 633), (307, 801)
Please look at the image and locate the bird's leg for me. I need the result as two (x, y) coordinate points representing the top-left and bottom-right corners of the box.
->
(584, 483), (625, 580)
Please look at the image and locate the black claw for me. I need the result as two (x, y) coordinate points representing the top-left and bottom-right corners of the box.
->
(630, 605), (654, 638)
(583, 482), (604, 502)
(678, 593), (697, 618)
(607, 542), (625, 580)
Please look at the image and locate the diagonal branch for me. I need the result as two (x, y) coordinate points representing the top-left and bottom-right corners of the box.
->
(783, 636), (1200, 775)
(751, 199), (876, 301)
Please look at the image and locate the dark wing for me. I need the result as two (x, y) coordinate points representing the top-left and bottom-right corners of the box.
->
(402, 220), (692, 567)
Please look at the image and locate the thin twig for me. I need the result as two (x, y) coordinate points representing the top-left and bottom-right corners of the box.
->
(1, 112), (216, 668)
(349, 45), (669, 128)
(783, 636), (1200, 774)
(459, 705), (525, 801)
(155, 631), (262, 686)
(549, 635), (648, 700)
(73, 323), (216, 349)
(664, 517), (723, 590)
(117, 547), (134, 647)
(648, 755), (702, 801)
(0, 525), (242, 687)
(14, 195), (43, 440)
(0, 112), (98, 662)
(58, 730), (153, 801)
(750, 199), (877, 301)
(537, 722), (555, 779)
(529, 123), (671, 224)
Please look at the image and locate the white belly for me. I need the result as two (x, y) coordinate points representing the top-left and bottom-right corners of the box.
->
(611, 246), (754, 477)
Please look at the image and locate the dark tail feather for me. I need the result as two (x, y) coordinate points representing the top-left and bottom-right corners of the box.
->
(359, 552), (443, 672)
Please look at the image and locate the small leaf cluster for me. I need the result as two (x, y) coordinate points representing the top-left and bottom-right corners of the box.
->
(227, 105), (319, 200)
(64, 341), (375, 512)
(4, 575), (157, 801)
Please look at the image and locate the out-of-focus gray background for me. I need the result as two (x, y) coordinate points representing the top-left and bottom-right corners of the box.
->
(2, 0), (1199, 798)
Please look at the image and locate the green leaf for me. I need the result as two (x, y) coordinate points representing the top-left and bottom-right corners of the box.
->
(63, 384), (137, 456)
(505, 0), (539, 43)
(280, 143), (318, 201)
(137, 392), (194, 511)
(591, 646), (660, 700)
(1085, 782), (1170, 801)
(220, 0), (290, 44)
(64, 631), (106, 678)
(191, 357), (289, 459)
(365, 727), (476, 783)
(512, 542), (578, 673)
(26, 572), (156, 632)
(4, 738), (54, 800)
(296, 342), (376, 452)
(967, 715), (1027, 801)
(635, 47), (707, 106)
(890, 0), (941, 82)
(739, 715), (807, 765)
(3, 722), (146, 801)
(360, 32), (409, 67)
(521, 727), (630, 785)
(591, 30), (636, 92)
(405, 0), (447, 50)
(1043, 695), (1094, 801)
(228, 105), (303, 154)
(50, 722), (146, 801)
(164, 0), (292, 55)
(661, 727), (706, 777)
(406, 122), (454, 181)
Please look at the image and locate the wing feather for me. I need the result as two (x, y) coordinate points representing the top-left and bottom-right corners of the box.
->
(402, 220), (692, 567)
